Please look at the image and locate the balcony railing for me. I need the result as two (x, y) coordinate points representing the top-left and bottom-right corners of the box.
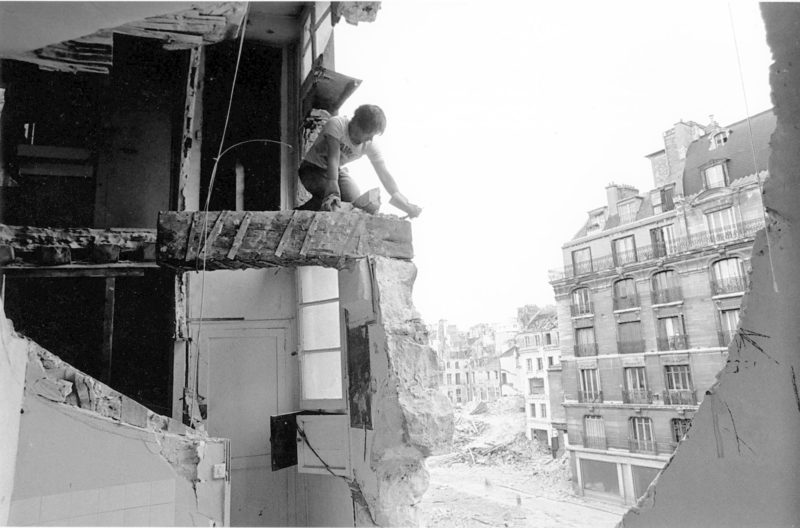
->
(570, 301), (594, 317)
(549, 218), (764, 281)
(711, 276), (748, 295)
(651, 286), (682, 305)
(617, 338), (645, 354)
(613, 294), (640, 311)
(663, 389), (697, 405)
(718, 330), (737, 347)
(613, 249), (638, 267)
(583, 435), (608, 450)
(572, 260), (595, 276)
(656, 334), (689, 351)
(628, 438), (658, 454)
(622, 389), (653, 404)
(578, 390), (604, 403)
(574, 342), (598, 357)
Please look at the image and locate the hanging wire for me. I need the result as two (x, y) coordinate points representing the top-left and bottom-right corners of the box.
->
(190, 3), (251, 428)
(727, 2), (779, 294)
(187, 3), (296, 428)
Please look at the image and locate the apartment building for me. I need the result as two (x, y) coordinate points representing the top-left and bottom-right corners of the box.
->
(441, 351), (471, 405)
(549, 110), (773, 505)
(515, 309), (561, 449)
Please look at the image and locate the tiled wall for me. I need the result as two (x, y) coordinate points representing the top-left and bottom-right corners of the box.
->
(9, 479), (176, 526)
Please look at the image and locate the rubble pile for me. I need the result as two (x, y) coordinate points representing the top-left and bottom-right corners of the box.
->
(440, 396), (541, 467)
(431, 395), (574, 496)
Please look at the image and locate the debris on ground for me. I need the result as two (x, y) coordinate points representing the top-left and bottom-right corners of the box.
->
(434, 395), (572, 494)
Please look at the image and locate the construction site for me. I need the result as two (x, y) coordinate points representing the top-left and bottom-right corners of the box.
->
(420, 396), (626, 527)
(2, 2), (800, 527)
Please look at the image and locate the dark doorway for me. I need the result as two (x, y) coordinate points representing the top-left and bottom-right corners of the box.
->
(201, 41), (283, 211)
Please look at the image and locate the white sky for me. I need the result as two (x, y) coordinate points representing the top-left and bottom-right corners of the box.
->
(332, 1), (773, 329)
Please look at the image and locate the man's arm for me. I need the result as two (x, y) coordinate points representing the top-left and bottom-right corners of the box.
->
(325, 135), (342, 194)
(371, 160), (423, 218)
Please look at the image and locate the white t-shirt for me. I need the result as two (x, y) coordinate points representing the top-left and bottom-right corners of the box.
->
(304, 115), (384, 168)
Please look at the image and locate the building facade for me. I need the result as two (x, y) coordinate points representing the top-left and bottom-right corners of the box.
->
(549, 110), (773, 505)
(514, 310), (561, 448)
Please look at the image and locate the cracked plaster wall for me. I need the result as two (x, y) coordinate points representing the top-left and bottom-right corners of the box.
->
(0, 297), (229, 526)
(339, 257), (453, 527)
(618, 4), (800, 527)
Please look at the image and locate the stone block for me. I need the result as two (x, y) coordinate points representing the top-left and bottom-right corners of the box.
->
(91, 243), (120, 264)
(36, 245), (71, 265)
(0, 244), (15, 264)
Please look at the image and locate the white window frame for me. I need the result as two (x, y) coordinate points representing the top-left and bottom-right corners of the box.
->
(297, 267), (346, 411)
(630, 417), (654, 444)
(720, 308), (740, 340)
(665, 365), (693, 391)
(580, 368), (600, 396)
(706, 207), (737, 243)
(613, 235), (637, 265)
(703, 163), (727, 189)
(618, 201), (638, 224)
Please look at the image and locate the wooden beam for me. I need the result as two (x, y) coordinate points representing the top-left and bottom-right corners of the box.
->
(157, 210), (413, 271)
(0, 264), (152, 278)
(0, 224), (156, 253)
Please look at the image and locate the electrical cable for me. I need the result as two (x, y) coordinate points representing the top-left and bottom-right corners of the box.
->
(728, 2), (779, 293)
(190, 2), (251, 429)
(188, 5), (295, 429)
(295, 422), (351, 482)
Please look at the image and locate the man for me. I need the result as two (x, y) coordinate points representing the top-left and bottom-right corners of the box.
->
(298, 104), (422, 218)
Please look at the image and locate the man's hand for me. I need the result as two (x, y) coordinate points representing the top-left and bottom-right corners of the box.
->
(405, 203), (423, 219)
(320, 194), (342, 212)
(389, 192), (422, 219)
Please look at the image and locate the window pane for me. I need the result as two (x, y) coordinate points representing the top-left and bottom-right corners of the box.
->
(299, 266), (339, 303)
(300, 301), (341, 350)
(712, 258), (742, 281)
(302, 350), (343, 399)
(581, 459), (619, 494)
(704, 164), (726, 188)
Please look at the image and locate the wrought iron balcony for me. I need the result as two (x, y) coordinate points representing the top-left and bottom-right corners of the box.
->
(613, 294), (640, 311)
(651, 286), (682, 305)
(656, 334), (689, 351)
(628, 438), (658, 454)
(570, 301), (594, 317)
(613, 249), (638, 267)
(663, 389), (697, 405)
(572, 260), (596, 276)
(548, 218), (764, 282)
(711, 276), (748, 295)
(617, 338), (645, 354)
(583, 434), (608, 450)
(574, 342), (598, 357)
(622, 389), (653, 404)
(578, 390), (603, 403)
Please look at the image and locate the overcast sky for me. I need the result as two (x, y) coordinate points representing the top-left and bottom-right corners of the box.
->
(332, 1), (773, 329)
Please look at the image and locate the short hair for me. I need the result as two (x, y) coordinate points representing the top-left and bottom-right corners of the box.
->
(352, 104), (387, 135)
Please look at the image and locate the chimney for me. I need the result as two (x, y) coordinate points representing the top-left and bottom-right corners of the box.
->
(606, 184), (621, 216)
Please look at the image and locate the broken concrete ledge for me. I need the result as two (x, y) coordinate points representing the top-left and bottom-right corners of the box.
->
(156, 210), (413, 271)
(354, 256), (453, 527)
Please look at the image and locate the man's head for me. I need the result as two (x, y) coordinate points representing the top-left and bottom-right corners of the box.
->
(349, 104), (386, 144)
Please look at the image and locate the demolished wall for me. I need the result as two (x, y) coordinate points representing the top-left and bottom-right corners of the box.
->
(340, 257), (454, 526)
(618, 4), (800, 526)
(0, 298), (230, 527)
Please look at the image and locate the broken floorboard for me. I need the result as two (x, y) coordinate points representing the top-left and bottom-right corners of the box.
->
(157, 210), (414, 271)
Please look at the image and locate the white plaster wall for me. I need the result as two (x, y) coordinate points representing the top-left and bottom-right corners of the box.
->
(0, 298), (27, 524)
